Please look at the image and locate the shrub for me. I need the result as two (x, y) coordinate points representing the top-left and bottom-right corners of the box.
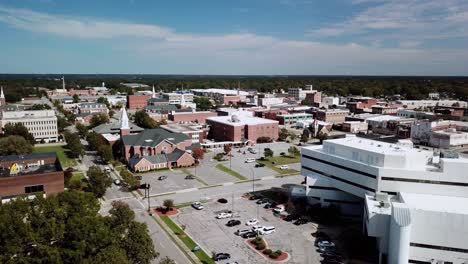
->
(256, 244), (265, 250)
(217, 198), (228, 204)
(270, 252), (280, 259)
(214, 153), (224, 161)
(263, 249), (273, 255)
(252, 237), (262, 244)
(275, 250), (282, 255)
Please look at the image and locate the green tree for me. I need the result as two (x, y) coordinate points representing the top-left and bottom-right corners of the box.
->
(98, 145), (114, 162)
(97, 97), (110, 108)
(278, 128), (289, 141)
(193, 97), (213, 110)
(288, 146), (300, 156)
(109, 110), (116, 118)
(89, 113), (109, 128)
(87, 166), (112, 198)
(30, 104), (51, 110)
(264, 148), (273, 158)
(0, 136), (33, 156)
(64, 132), (84, 158)
(72, 94), (80, 103)
(57, 116), (71, 132)
(163, 199), (174, 210)
(300, 133), (309, 143)
(2, 123), (35, 145)
(120, 169), (140, 190)
(75, 123), (89, 138)
(134, 110), (158, 129)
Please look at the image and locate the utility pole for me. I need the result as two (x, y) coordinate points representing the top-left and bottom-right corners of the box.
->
(146, 183), (152, 215)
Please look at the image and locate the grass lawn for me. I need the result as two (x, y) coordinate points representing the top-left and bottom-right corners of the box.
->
(215, 164), (247, 181)
(68, 171), (88, 189)
(160, 216), (215, 264)
(71, 171), (85, 180)
(257, 155), (300, 174)
(33, 145), (77, 168)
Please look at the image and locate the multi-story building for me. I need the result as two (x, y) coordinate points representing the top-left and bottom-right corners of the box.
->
(288, 85), (316, 100)
(346, 96), (378, 113)
(0, 152), (64, 203)
(258, 95), (284, 107)
(206, 113), (279, 143)
(77, 102), (108, 114)
(301, 136), (468, 264)
(191, 88), (248, 105)
(371, 105), (399, 115)
(342, 121), (368, 133)
(315, 109), (349, 124)
(168, 110), (217, 124)
(396, 100), (467, 110)
(304, 91), (322, 105)
(127, 95), (151, 110)
(162, 92), (194, 105)
(276, 113), (314, 125)
(0, 110), (58, 143)
(321, 96), (339, 106)
(161, 123), (209, 143)
(411, 120), (468, 148)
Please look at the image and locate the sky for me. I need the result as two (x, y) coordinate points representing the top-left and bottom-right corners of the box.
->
(0, 0), (467, 75)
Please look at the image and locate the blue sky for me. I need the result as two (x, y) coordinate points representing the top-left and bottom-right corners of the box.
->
(0, 0), (467, 75)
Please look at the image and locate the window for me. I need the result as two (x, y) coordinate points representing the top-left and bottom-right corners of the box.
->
(25, 185), (44, 194)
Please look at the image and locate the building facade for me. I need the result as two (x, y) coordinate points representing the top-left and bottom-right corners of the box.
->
(0, 110), (58, 143)
(301, 136), (468, 264)
(127, 95), (151, 110)
(315, 109), (349, 124)
(168, 111), (218, 124)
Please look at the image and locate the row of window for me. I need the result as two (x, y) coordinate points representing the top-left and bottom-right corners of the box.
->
(32, 131), (57, 136)
(25, 185), (44, 194)
(22, 120), (56, 126)
(28, 126), (57, 131)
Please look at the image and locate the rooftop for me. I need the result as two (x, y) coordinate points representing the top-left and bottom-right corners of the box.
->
(400, 192), (468, 215)
(122, 128), (190, 147)
(365, 115), (402, 122)
(206, 115), (278, 126)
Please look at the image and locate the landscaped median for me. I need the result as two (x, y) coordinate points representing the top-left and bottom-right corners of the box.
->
(247, 237), (289, 262)
(256, 155), (300, 174)
(159, 215), (215, 264)
(215, 164), (247, 181)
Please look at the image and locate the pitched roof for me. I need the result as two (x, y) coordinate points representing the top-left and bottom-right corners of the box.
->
(121, 128), (190, 147)
(129, 154), (167, 167)
(92, 120), (143, 134)
(166, 148), (188, 162)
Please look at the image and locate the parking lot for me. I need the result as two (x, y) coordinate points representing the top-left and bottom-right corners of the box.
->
(173, 195), (323, 264)
(139, 169), (206, 195)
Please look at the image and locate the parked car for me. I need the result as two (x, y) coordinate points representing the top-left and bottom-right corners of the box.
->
(135, 175), (142, 181)
(264, 202), (278, 209)
(235, 228), (252, 236)
(191, 202), (204, 210)
(158, 175), (167, 180)
(273, 205), (285, 213)
(284, 214), (300, 222)
(245, 218), (259, 226)
(241, 231), (257, 239)
(245, 158), (255, 163)
(104, 166), (111, 172)
(293, 218), (308, 225)
(216, 212), (233, 219)
(255, 163), (265, 168)
(279, 165), (289, 170)
(280, 152), (286, 156)
(213, 253), (231, 261)
(226, 220), (241, 227)
(113, 179), (121, 185)
(256, 198), (269, 204)
(258, 226), (276, 235)
(185, 175), (196, 180)
(317, 241), (335, 248)
(318, 244), (336, 253)
(315, 237), (332, 246)
(251, 225), (266, 232)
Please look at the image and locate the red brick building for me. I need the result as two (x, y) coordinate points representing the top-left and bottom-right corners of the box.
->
(346, 97), (378, 113)
(127, 95), (151, 110)
(69, 89), (97, 96)
(305, 91), (322, 104)
(0, 152), (64, 202)
(168, 111), (218, 124)
(206, 115), (279, 143)
(128, 149), (195, 172)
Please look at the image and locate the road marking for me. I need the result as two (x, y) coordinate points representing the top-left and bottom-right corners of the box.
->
(176, 188), (197, 193)
(223, 182), (234, 186)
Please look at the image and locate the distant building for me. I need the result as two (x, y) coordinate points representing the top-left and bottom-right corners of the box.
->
(276, 113), (314, 125)
(397, 100), (467, 109)
(168, 110), (217, 124)
(206, 113), (279, 143)
(411, 120), (468, 148)
(78, 102), (108, 115)
(315, 109), (349, 124)
(161, 123), (209, 143)
(304, 91), (321, 105)
(0, 152), (64, 203)
(321, 96), (339, 106)
(191, 88), (248, 105)
(346, 96), (378, 113)
(342, 121), (368, 133)
(120, 83), (150, 88)
(0, 87), (5, 106)
(0, 109), (58, 143)
(371, 105), (399, 115)
(288, 85), (316, 100)
(127, 95), (151, 110)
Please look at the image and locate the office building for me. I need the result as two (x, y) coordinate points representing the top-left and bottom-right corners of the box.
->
(301, 136), (468, 263)
(315, 109), (349, 124)
(0, 110), (58, 143)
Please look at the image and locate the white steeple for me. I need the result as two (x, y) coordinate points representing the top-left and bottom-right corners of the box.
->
(0, 86), (4, 99)
(120, 106), (130, 130)
(62, 76), (65, 91)
(152, 85), (156, 98)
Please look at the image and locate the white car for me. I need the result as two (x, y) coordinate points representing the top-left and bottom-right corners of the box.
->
(245, 158), (256, 163)
(258, 226), (276, 235)
(252, 225), (266, 232)
(113, 179), (121, 185)
(279, 165), (289, 170)
(235, 228), (252, 236)
(216, 212), (233, 219)
(246, 218), (259, 226)
(192, 202), (204, 210)
(273, 205), (285, 213)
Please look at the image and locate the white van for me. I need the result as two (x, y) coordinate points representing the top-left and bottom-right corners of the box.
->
(258, 226), (276, 235)
(245, 158), (256, 163)
(273, 205), (285, 213)
(235, 228), (252, 236)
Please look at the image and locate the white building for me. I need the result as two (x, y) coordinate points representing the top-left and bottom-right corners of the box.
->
(322, 96), (340, 106)
(288, 86), (316, 100)
(411, 120), (468, 148)
(396, 100), (467, 109)
(1, 110), (58, 143)
(301, 136), (468, 263)
(258, 97), (284, 107)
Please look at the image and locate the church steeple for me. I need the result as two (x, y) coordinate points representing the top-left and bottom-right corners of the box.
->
(120, 106), (130, 136)
(152, 85), (156, 98)
(0, 86), (5, 106)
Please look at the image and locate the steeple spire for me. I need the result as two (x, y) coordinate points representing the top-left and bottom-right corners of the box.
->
(120, 106), (130, 130)
(0, 86), (4, 99)
(62, 76), (65, 91)
(152, 85), (156, 98)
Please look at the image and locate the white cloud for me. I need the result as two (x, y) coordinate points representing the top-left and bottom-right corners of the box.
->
(0, 5), (467, 75)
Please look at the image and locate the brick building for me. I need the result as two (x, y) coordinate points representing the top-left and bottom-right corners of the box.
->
(161, 123), (209, 143)
(206, 114), (279, 143)
(346, 97), (378, 113)
(315, 109), (349, 124)
(127, 95), (151, 110)
(128, 148), (195, 172)
(168, 111), (218, 124)
(0, 152), (64, 202)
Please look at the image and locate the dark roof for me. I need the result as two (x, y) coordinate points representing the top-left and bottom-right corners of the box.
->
(92, 120), (144, 134)
(0, 152), (57, 163)
(166, 148), (187, 162)
(145, 104), (178, 113)
(186, 143), (201, 151)
(122, 128), (190, 147)
(148, 98), (169, 103)
(129, 154), (167, 167)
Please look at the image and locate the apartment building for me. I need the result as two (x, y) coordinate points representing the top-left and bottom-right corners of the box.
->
(301, 136), (468, 263)
(0, 110), (58, 143)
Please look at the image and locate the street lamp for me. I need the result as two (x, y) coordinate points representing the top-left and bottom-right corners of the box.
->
(145, 183), (152, 215)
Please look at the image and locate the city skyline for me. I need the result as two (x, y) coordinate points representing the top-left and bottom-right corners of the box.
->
(1, 0), (468, 75)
